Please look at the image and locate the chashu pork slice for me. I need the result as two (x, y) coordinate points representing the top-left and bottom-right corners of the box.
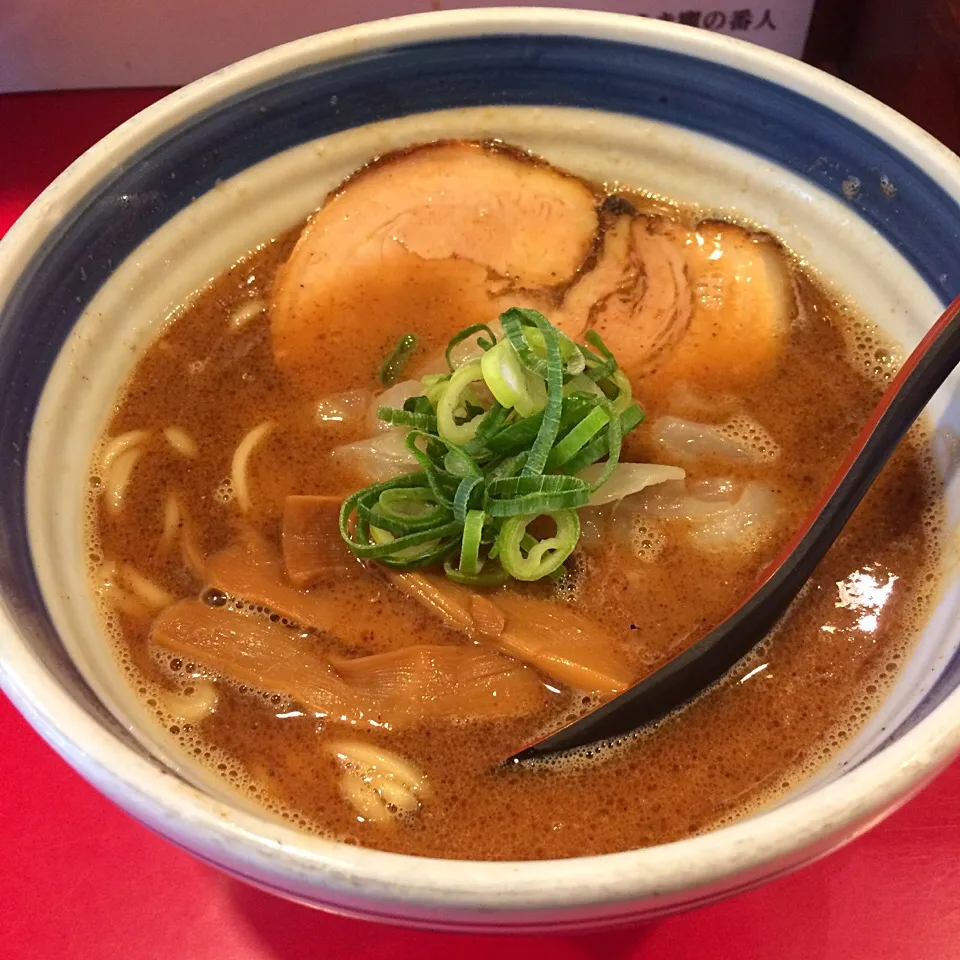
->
(659, 221), (794, 389)
(271, 141), (599, 394)
(582, 216), (694, 375)
(568, 216), (792, 391)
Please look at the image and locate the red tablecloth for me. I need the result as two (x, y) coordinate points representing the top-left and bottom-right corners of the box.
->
(3, 89), (960, 960)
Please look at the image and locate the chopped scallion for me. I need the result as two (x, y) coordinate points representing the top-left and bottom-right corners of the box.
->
(378, 333), (418, 386)
(338, 308), (651, 584)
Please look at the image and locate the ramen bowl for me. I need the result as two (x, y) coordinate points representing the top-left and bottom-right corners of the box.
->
(1, 8), (960, 933)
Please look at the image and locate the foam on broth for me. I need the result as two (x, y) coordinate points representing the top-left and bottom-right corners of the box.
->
(85, 149), (944, 860)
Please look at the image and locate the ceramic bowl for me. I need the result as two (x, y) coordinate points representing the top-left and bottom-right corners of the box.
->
(1, 8), (960, 933)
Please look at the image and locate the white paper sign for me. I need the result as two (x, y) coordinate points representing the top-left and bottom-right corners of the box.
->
(0, 1), (815, 93)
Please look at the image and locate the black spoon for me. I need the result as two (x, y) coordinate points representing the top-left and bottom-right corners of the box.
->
(507, 294), (960, 764)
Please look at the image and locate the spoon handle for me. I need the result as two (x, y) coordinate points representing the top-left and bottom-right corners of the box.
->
(509, 295), (960, 762)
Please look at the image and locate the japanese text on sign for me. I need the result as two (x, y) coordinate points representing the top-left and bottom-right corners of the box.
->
(0, 1), (816, 92)
(640, 7), (778, 32)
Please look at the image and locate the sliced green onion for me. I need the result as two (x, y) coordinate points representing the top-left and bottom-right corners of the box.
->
(403, 432), (457, 507)
(376, 538), (460, 570)
(488, 451), (529, 481)
(458, 400), (486, 425)
(497, 510), (580, 581)
(503, 309), (585, 376)
(342, 509), (461, 559)
(610, 369), (633, 413)
(358, 489), (453, 538)
(559, 402), (643, 475)
(464, 402), (510, 456)
(423, 374), (450, 409)
(582, 399), (624, 494)
(369, 524), (442, 560)
(377, 405), (438, 431)
(545, 405), (610, 469)
(485, 394), (597, 457)
(445, 323), (498, 371)
(453, 475), (483, 524)
(480, 340), (547, 417)
(436, 360), (486, 444)
(361, 507), (446, 538)
(579, 330), (618, 381)
(521, 314), (564, 477)
(443, 558), (509, 586)
(340, 309), (651, 584)
(443, 446), (482, 479)
(457, 509), (486, 576)
(500, 308), (550, 379)
(404, 395), (435, 415)
(378, 333), (418, 386)
(376, 488), (449, 529)
(563, 373), (606, 399)
(486, 474), (592, 517)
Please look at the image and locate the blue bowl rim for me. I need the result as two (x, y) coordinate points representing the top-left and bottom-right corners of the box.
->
(1, 8), (960, 918)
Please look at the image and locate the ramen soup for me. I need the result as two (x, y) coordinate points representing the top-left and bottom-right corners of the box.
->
(88, 141), (943, 860)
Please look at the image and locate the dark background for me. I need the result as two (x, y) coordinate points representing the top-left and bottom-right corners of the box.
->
(805, 0), (960, 152)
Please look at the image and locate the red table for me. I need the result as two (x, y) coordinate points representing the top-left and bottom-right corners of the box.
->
(3, 89), (960, 960)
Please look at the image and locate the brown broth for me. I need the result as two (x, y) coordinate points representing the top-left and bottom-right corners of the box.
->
(89, 184), (943, 860)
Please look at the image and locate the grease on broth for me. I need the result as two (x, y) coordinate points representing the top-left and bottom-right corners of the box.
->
(87, 142), (944, 859)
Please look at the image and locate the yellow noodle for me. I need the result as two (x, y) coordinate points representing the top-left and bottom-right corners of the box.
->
(159, 493), (181, 550)
(158, 680), (219, 724)
(229, 299), (265, 330)
(104, 447), (142, 515)
(101, 429), (149, 473)
(230, 420), (275, 513)
(163, 425), (199, 459)
(330, 739), (430, 824)
(96, 561), (151, 619)
(328, 740), (431, 797)
(339, 775), (389, 823)
(121, 563), (175, 612)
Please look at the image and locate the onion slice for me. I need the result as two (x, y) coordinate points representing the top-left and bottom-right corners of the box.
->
(329, 429), (420, 484)
(579, 462), (686, 506)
